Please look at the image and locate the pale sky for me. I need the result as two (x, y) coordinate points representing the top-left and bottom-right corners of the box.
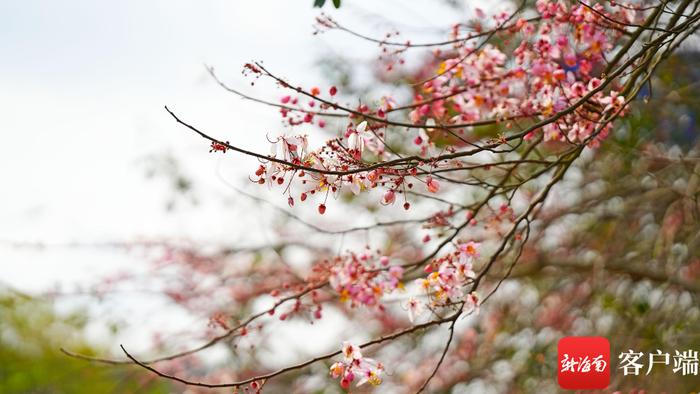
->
(0, 0), (487, 362)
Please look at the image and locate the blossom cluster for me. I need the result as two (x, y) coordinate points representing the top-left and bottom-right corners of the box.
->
(251, 123), (422, 214)
(328, 252), (404, 309)
(230, 1), (641, 212)
(407, 1), (632, 147)
(409, 241), (481, 321)
(329, 342), (384, 389)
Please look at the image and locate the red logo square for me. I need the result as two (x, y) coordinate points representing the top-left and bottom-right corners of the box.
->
(557, 336), (610, 390)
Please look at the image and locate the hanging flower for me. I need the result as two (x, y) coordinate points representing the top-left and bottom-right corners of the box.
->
(405, 297), (423, 323)
(382, 189), (396, 205)
(330, 342), (384, 389)
(463, 291), (480, 315)
(347, 121), (370, 160)
(426, 176), (440, 193)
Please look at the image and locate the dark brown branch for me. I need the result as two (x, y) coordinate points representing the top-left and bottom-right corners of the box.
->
(206, 65), (347, 118)
(62, 282), (326, 365)
(416, 318), (457, 393)
(329, 17), (541, 48)
(120, 311), (461, 388)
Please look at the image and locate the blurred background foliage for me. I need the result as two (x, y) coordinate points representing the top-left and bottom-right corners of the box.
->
(0, 286), (170, 393)
(470, 50), (700, 392)
(4, 5), (698, 392)
(309, 39), (700, 392)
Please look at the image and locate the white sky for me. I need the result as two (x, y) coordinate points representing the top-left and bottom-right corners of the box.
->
(0, 0), (488, 360)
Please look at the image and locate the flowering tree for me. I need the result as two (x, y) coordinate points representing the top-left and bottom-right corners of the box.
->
(64, 1), (700, 392)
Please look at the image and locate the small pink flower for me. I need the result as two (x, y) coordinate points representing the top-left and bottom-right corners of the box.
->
(382, 189), (396, 205)
(588, 78), (602, 91)
(342, 341), (362, 361)
(459, 241), (480, 258)
(330, 362), (345, 378)
(464, 291), (480, 315)
(426, 176), (440, 193)
(389, 265), (404, 278)
(331, 342), (384, 388)
(405, 297), (423, 323)
(380, 256), (390, 266)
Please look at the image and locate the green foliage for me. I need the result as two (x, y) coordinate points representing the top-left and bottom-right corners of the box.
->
(0, 288), (169, 394)
(313, 0), (341, 9)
